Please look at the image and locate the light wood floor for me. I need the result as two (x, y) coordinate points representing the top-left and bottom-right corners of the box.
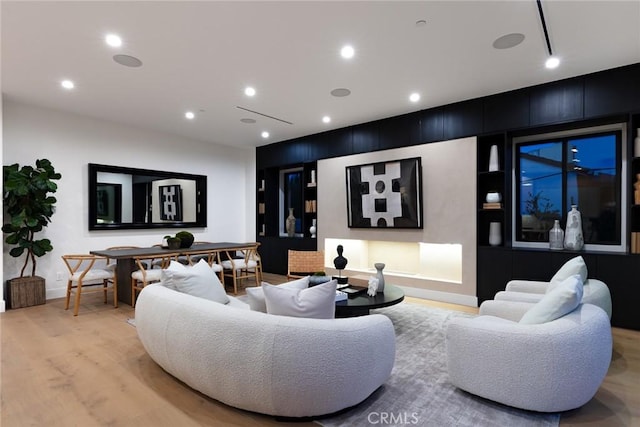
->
(1, 273), (638, 426)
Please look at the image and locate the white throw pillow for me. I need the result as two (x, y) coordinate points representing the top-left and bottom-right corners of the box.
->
(549, 256), (587, 287)
(160, 260), (186, 291)
(263, 280), (336, 319)
(520, 275), (583, 324)
(245, 276), (310, 313)
(161, 259), (229, 304)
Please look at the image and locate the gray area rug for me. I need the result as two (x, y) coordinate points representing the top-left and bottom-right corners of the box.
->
(316, 303), (560, 427)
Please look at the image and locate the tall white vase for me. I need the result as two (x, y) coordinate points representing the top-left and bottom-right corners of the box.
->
(564, 205), (584, 250)
(488, 145), (499, 172)
(489, 222), (502, 246)
(374, 263), (385, 293)
(634, 128), (640, 158)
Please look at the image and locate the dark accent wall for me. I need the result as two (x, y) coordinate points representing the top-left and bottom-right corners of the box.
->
(257, 63), (640, 167)
(256, 63), (640, 329)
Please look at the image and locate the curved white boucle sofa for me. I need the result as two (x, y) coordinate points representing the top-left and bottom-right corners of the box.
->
(135, 284), (396, 417)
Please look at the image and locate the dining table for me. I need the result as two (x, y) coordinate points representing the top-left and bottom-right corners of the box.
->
(91, 242), (256, 305)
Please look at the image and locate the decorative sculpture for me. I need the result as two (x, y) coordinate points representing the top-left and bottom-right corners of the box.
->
(333, 245), (348, 284)
(367, 277), (379, 296)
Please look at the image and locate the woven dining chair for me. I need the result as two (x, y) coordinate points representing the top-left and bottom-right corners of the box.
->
(287, 250), (325, 280)
(131, 252), (180, 307)
(62, 254), (117, 316)
(221, 243), (263, 294)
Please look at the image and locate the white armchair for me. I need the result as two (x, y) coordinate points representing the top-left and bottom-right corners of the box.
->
(495, 278), (612, 319)
(446, 303), (612, 412)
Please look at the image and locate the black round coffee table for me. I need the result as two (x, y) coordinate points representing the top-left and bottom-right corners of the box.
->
(335, 284), (404, 318)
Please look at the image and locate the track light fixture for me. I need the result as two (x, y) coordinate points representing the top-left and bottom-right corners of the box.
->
(536, 0), (560, 69)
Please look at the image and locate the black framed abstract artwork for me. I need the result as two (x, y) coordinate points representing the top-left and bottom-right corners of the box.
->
(159, 185), (183, 221)
(346, 157), (423, 228)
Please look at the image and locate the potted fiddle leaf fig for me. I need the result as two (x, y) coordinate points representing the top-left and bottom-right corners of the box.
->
(2, 159), (61, 308)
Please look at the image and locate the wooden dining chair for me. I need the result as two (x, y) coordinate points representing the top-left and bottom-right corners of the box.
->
(62, 254), (117, 316)
(186, 248), (224, 282)
(221, 243), (263, 294)
(131, 253), (179, 307)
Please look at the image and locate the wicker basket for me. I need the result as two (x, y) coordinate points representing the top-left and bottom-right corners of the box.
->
(7, 276), (46, 309)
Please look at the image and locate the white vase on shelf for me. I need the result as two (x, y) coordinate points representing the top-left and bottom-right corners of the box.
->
(489, 222), (502, 246)
(309, 219), (317, 238)
(485, 192), (502, 203)
(634, 128), (640, 158)
(564, 205), (584, 250)
(488, 145), (499, 172)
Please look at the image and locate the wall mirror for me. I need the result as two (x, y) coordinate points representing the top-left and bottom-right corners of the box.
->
(88, 163), (207, 230)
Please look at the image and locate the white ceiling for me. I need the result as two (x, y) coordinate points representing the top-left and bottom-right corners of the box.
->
(2, 1), (639, 149)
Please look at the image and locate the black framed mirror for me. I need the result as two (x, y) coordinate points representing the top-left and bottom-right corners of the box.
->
(88, 163), (207, 230)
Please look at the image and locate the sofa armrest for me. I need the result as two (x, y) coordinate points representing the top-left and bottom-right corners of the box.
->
(505, 280), (549, 294)
(495, 290), (544, 304)
(478, 299), (534, 322)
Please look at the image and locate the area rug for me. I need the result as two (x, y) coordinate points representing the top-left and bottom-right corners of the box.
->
(316, 303), (560, 427)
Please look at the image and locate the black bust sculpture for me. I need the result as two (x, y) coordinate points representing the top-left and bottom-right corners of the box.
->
(333, 245), (348, 284)
(333, 245), (348, 270)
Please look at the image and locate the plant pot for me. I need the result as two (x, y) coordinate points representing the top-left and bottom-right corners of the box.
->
(7, 276), (46, 309)
(167, 239), (181, 250)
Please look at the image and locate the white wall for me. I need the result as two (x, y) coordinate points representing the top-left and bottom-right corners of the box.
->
(2, 99), (256, 300)
(317, 137), (477, 304)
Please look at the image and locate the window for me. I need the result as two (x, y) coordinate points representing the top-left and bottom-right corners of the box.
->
(513, 124), (626, 251)
(279, 168), (303, 236)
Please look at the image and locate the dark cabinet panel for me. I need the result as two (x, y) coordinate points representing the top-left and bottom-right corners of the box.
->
(483, 90), (530, 133)
(322, 128), (353, 159)
(352, 122), (379, 154)
(584, 63), (640, 118)
(378, 112), (421, 150)
(550, 252), (598, 275)
(529, 78), (584, 126)
(596, 253), (640, 330)
(420, 107), (444, 143)
(443, 99), (483, 140)
(477, 247), (512, 303)
(511, 250), (553, 281)
(257, 236), (317, 275)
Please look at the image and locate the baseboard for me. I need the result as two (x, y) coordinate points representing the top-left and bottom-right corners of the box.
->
(397, 285), (478, 307)
(46, 287), (68, 300)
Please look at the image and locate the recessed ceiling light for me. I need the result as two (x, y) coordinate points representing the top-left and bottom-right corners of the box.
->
(322, 116), (331, 124)
(105, 34), (122, 48)
(409, 93), (420, 103)
(61, 80), (74, 89)
(340, 45), (355, 59)
(415, 19), (427, 27)
(261, 131), (270, 139)
(240, 118), (256, 124)
(113, 54), (142, 67)
(545, 56), (560, 69)
(185, 111), (195, 120)
(330, 88), (351, 97)
(245, 87), (256, 97)
(492, 33), (525, 50)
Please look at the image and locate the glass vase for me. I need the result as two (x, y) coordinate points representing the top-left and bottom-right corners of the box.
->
(549, 220), (564, 250)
